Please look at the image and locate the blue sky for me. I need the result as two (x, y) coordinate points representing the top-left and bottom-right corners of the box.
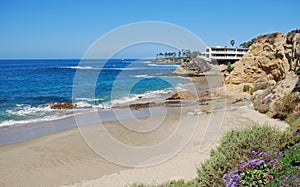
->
(0, 0), (299, 59)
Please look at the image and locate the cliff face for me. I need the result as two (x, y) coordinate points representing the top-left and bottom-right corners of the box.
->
(224, 32), (300, 118)
(225, 32), (300, 87)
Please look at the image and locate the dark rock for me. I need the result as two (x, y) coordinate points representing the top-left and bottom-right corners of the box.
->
(287, 32), (295, 44)
(51, 102), (76, 109)
(129, 102), (153, 110)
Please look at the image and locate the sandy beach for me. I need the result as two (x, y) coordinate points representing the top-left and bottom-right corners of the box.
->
(1, 1), (299, 186)
(0, 97), (289, 187)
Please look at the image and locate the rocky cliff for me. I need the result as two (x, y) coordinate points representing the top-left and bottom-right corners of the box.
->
(224, 32), (300, 118)
(225, 32), (300, 88)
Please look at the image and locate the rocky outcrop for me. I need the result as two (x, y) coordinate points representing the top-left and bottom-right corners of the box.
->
(129, 102), (154, 110)
(223, 32), (300, 118)
(226, 32), (300, 90)
(166, 91), (197, 100)
(152, 58), (188, 63)
(252, 72), (299, 117)
(50, 102), (77, 109)
(173, 57), (220, 76)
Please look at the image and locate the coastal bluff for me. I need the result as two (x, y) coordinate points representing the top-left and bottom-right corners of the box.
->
(224, 32), (300, 118)
(225, 32), (300, 85)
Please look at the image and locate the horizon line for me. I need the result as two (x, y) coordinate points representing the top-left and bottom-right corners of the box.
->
(0, 58), (154, 60)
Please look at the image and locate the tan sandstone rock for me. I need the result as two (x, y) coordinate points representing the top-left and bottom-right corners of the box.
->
(166, 91), (197, 100)
(225, 32), (294, 88)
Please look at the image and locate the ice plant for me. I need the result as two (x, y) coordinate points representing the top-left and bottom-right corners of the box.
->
(223, 170), (240, 187)
(223, 151), (275, 187)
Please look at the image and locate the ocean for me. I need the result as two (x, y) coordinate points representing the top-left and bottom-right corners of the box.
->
(0, 59), (188, 127)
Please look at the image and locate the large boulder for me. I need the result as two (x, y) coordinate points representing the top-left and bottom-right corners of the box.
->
(174, 57), (212, 75)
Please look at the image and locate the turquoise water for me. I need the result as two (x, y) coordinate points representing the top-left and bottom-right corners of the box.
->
(0, 59), (187, 126)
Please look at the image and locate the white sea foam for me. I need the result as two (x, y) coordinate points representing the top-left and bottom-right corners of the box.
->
(16, 104), (25, 107)
(0, 111), (90, 127)
(74, 101), (93, 108)
(62, 66), (98, 70)
(148, 64), (159, 66)
(73, 98), (104, 102)
(111, 96), (140, 105)
(6, 105), (53, 116)
(143, 89), (173, 96)
(0, 104), (102, 127)
(111, 84), (186, 106)
(0, 113), (74, 128)
(0, 120), (19, 127)
(133, 74), (154, 78)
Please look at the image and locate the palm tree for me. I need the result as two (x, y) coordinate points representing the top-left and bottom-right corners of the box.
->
(178, 51), (181, 58)
(157, 52), (163, 58)
(164, 52), (168, 58)
(230, 40), (235, 47)
(172, 52), (176, 58)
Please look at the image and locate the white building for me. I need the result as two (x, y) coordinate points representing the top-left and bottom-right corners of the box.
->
(203, 46), (249, 63)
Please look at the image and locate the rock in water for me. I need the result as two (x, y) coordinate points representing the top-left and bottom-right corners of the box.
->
(51, 102), (76, 109)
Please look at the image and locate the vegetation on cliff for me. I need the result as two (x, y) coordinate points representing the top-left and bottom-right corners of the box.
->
(239, 38), (256, 48)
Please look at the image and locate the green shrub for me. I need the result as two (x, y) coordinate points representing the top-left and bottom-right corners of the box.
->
(269, 145), (300, 186)
(296, 68), (300, 75)
(130, 184), (147, 187)
(157, 180), (195, 187)
(227, 62), (233, 73)
(195, 125), (287, 186)
(239, 162), (273, 186)
(286, 116), (300, 133)
(130, 180), (196, 187)
(275, 93), (300, 119)
(243, 85), (250, 92)
(130, 126), (289, 187)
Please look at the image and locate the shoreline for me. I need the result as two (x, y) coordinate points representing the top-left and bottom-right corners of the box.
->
(0, 75), (220, 145)
(0, 107), (168, 145)
(0, 96), (289, 187)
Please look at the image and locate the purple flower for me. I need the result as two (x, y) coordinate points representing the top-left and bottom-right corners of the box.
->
(223, 170), (240, 187)
(250, 150), (257, 156)
(247, 159), (265, 168)
(258, 152), (270, 159)
(223, 174), (228, 182)
(237, 160), (245, 172)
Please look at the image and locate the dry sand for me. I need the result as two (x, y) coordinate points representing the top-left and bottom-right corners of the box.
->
(0, 100), (289, 187)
